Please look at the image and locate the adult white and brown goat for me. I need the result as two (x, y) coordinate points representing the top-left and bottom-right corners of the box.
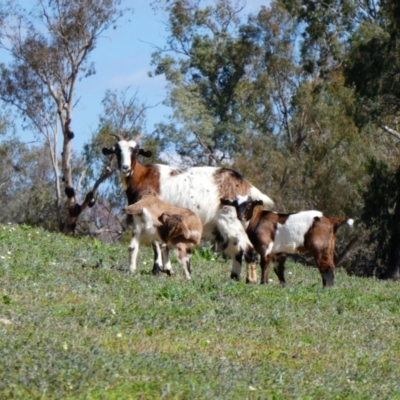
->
(122, 195), (203, 279)
(102, 134), (274, 281)
(221, 196), (354, 287)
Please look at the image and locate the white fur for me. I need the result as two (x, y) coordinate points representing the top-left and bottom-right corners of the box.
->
(216, 206), (253, 277)
(129, 208), (166, 273)
(158, 166), (221, 235)
(236, 194), (248, 205)
(273, 211), (323, 253)
(216, 206), (253, 257)
(250, 187), (274, 210)
(131, 210), (159, 245)
(119, 139), (140, 190)
(158, 166), (274, 239)
(265, 242), (273, 257)
(119, 140), (138, 169)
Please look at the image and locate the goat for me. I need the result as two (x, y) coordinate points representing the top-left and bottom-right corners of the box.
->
(102, 134), (274, 282)
(122, 195), (203, 279)
(221, 196), (354, 287)
(215, 205), (258, 283)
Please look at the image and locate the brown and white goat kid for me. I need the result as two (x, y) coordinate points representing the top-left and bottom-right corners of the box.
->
(221, 196), (354, 287)
(103, 135), (274, 282)
(122, 195), (203, 279)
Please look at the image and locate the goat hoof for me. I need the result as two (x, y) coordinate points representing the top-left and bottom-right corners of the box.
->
(230, 272), (240, 281)
(152, 265), (161, 275)
(164, 269), (173, 276)
(245, 278), (257, 284)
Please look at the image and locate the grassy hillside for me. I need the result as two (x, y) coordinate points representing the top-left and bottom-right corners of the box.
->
(1, 223), (400, 399)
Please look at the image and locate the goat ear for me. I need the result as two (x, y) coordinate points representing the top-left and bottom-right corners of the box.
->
(138, 149), (152, 158)
(220, 198), (234, 206)
(159, 212), (171, 224)
(102, 146), (115, 155)
(181, 221), (191, 239)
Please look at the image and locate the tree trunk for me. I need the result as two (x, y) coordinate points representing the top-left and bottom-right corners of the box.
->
(383, 165), (400, 279)
(61, 166), (114, 235)
(335, 235), (361, 268)
(59, 112), (114, 234)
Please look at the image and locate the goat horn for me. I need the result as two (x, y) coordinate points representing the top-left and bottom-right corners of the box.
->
(133, 134), (144, 143)
(110, 133), (125, 141)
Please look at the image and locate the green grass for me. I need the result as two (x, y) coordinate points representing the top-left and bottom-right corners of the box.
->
(1, 223), (400, 399)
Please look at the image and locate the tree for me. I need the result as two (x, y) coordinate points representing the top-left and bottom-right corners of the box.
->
(0, 0), (128, 233)
(151, 0), (267, 166)
(0, 138), (59, 229)
(343, 0), (400, 278)
(151, 1), (367, 213)
(278, 0), (400, 277)
(232, 3), (369, 217)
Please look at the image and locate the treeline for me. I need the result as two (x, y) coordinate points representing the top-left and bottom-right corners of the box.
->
(0, 0), (399, 278)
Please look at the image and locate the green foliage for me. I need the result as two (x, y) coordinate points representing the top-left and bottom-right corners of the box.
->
(0, 136), (58, 229)
(1, 223), (400, 398)
(151, 0), (266, 165)
(362, 160), (398, 263)
(338, 0), (400, 126)
(0, 0), (131, 232)
(192, 244), (218, 262)
(344, 22), (397, 123)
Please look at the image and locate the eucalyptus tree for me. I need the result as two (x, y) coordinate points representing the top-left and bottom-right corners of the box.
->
(0, 137), (58, 228)
(150, 0), (270, 166)
(0, 0), (129, 233)
(278, 0), (400, 277)
(151, 0), (366, 268)
(232, 2), (368, 217)
(343, 0), (400, 278)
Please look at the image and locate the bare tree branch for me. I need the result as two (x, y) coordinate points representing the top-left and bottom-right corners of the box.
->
(336, 235), (362, 267)
(380, 125), (400, 141)
(192, 131), (220, 165)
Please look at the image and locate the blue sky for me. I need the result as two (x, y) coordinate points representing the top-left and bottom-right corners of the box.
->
(14, 1), (269, 150)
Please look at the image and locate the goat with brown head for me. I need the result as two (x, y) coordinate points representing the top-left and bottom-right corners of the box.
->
(221, 195), (354, 287)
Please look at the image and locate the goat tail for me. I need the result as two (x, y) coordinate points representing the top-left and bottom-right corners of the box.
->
(332, 217), (354, 232)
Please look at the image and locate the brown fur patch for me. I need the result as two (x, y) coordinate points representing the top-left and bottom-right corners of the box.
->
(169, 168), (185, 176)
(159, 213), (187, 238)
(328, 216), (350, 232)
(277, 214), (290, 225)
(214, 168), (252, 199)
(126, 162), (161, 204)
(247, 209), (276, 255)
